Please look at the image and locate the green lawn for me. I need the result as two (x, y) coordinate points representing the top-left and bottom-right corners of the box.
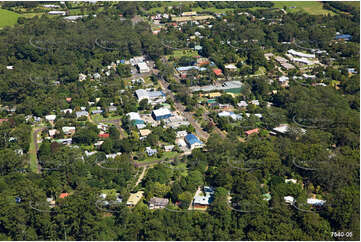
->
(272, 1), (335, 15)
(0, 9), (20, 28)
(140, 151), (179, 163)
(168, 49), (199, 59)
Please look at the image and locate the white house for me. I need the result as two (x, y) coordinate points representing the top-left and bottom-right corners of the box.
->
(284, 196), (295, 205)
(137, 62), (150, 73)
(45, 115), (56, 121)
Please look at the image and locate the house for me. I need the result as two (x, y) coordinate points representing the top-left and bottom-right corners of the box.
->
(126, 191), (144, 207)
(302, 74), (316, 79)
(335, 34), (352, 41)
(98, 133), (109, 138)
(91, 110), (103, 115)
(0, 118), (9, 125)
(194, 45), (202, 51)
(225, 64), (237, 71)
(108, 106), (117, 112)
(62, 126), (76, 135)
(164, 145), (174, 152)
(176, 130), (187, 138)
(61, 109), (73, 114)
(250, 100), (259, 106)
(48, 11), (66, 15)
(127, 112), (142, 121)
(287, 49), (315, 59)
(176, 138), (187, 149)
(135, 89), (166, 104)
(137, 62), (150, 73)
(273, 124), (306, 135)
(139, 129), (151, 137)
(193, 186), (215, 209)
(284, 196), (295, 205)
(93, 73), (101, 79)
(94, 140), (104, 148)
(76, 111), (88, 118)
(238, 101), (248, 108)
(78, 73), (87, 81)
(66, 97), (72, 102)
(152, 108), (172, 121)
(185, 134), (204, 150)
(85, 150), (97, 157)
(307, 198), (326, 206)
(263, 193), (272, 201)
(279, 76), (289, 87)
(212, 68), (223, 76)
(59, 193), (69, 199)
(6, 66), (14, 70)
(149, 197), (169, 209)
(48, 129), (58, 137)
(182, 11), (197, 17)
(55, 138), (72, 145)
(285, 179), (297, 184)
(106, 152), (122, 159)
(146, 147), (157, 156)
(245, 128), (259, 136)
(347, 68), (357, 74)
(45, 115), (56, 121)
(46, 197), (56, 208)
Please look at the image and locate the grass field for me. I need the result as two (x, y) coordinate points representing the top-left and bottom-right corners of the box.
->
(0, 9), (20, 28)
(140, 151), (179, 163)
(169, 49), (199, 59)
(272, 1), (335, 15)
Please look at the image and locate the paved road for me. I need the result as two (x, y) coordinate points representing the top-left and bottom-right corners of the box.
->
(158, 77), (209, 141)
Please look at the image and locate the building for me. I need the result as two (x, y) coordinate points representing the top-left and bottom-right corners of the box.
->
(182, 11), (197, 17)
(48, 11), (66, 15)
(146, 146), (157, 156)
(273, 124), (306, 135)
(62, 126), (76, 135)
(137, 62), (150, 73)
(245, 128), (259, 136)
(61, 108), (73, 114)
(45, 115), (56, 121)
(149, 197), (169, 209)
(225, 64), (237, 71)
(126, 191), (144, 207)
(98, 133), (109, 138)
(108, 106), (117, 112)
(185, 134), (204, 150)
(307, 198), (326, 206)
(176, 130), (187, 138)
(284, 196), (295, 205)
(190, 81), (243, 93)
(55, 138), (72, 145)
(237, 101), (248, 108)
(193, 186), (214, 209)
(279, 76), (289, 87)
(164, 145), (174, 152)
(139, 129), (151, 137)
(213, 68), (223, 76)
(59, 193), (69, 199)
(135, 89), (166, 104)
(152, 108), (172, 121)
(335, 34), (352, 41)
(48, 129), (57, 137)
(287, 49), (315, 59)
(76, 111), (88, 118)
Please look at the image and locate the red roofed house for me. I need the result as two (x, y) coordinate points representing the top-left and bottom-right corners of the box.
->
(245, 128), (259, 136)
(0, 118), (9, 125)
(98, 133), (110, 138)
(213, 68), (222, 76)
(59, 193), (69, 199)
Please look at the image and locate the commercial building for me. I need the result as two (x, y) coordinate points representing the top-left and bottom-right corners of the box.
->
(185, 134), (204, 149)
(152, 108), (172, 121)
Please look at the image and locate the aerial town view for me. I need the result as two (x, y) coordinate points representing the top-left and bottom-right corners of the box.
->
(0, 0), (359, 241)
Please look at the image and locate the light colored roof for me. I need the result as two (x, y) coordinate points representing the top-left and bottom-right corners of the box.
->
(45, 115), (56, 121)
(152, 108), (171, 117)
(176, 130), (187, 137)
(127, 112), (141, 120)
(284, 196), (294, 204)
(225, 64), (237, 69)
(135, 89), (148, 100)
(149, 197), (169, 206)
(288, 49), (315, 58)
(307, 198), (326, 206)
(139, 129), (151, 136)
(137, 62), (150, 71)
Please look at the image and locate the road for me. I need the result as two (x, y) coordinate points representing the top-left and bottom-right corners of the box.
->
(158, 77), (209, 141)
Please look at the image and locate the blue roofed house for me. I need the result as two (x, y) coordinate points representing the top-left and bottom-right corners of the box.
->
(335, 34), (352, 41)
(184, 134), (204, 150)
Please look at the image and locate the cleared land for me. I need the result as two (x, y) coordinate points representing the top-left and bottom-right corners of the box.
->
(272, 1), (335, 15)
(0, 9), (20, 28)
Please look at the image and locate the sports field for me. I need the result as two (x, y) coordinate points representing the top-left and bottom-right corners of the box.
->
(272, 1), (335, 15)
(0, 9), (20, 28)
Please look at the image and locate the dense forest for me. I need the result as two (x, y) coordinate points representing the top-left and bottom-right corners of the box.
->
(0, 1), (359, 241)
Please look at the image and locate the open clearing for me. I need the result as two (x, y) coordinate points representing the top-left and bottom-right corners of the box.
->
(0, 9), (20, 28)
(272, 1), (335, 15)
